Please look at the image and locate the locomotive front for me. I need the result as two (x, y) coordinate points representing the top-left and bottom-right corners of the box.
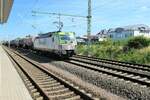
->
(58, 32), (77, 56)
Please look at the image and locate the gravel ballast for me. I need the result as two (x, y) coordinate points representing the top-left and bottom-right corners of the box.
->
(41, 63), (125, 100)
(51, 61), (150, 100)
(14, 49), (150, 100)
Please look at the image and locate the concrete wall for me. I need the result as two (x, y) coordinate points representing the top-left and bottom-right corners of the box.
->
(134, 31), (150, 38)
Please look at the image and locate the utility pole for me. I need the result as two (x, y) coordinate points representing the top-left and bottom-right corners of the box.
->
(58, 13), (61, 31)
(87, 0), (92, 56)
(53, 13), (62, 31)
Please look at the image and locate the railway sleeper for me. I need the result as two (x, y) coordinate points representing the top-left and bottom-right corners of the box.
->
(28, 86), (35, 90)
(42, 85), (65, 91)
(48, 91), (75, 99)
(33, 73), (48, 76)
(34, 75), (50, 78)
(40, 83), (61, 88)
(35, 97), (44, 100)
(38, 80), (57, 85)
(65, 95), (81, 100)
(138, 78), (148, 81)
(33, 74), (49, 77)
(131, 76), (141, 79)
(35, 78), (54, 82)
(46, 88), (71, 95)
(24, 79), (31, 83)
(35, 77), (52, 80)
(146, 80), (150, 83)
(26, 83), (33, 87)
(46, 88), (69, 95)
(30, 89), (38, 93)
(33, 92), (41, 99)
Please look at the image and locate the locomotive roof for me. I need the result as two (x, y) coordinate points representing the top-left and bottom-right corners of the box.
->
(37, 31), (74, 38)
(38, 31), (60, 38)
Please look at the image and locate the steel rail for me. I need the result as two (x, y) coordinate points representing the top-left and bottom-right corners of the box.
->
(66, 59), (150, 87)
(4, 47), (94, 100)
(74, 55), (150, 72)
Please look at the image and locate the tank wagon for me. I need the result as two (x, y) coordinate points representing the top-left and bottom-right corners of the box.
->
(18, 38), (24, 48)
(2, 41), (9, 46)
(10, 40), (15, 46)
(8, 31), (77, 57)
(23, 36), (35, 49)
(34, 31), (77, 56)
(11, 39), (20, 47)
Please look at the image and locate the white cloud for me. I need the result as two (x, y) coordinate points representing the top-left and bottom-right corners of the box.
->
(140, 6), (149, 11)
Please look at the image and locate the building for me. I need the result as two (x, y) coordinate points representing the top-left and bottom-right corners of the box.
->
(97, 29), (108, 41)
(97, 24), (150, 41)
(108, 24), (150, 40)
(0, 0), (14, 24)
(83, 35), (99, 42)
(76, 35), (99, 44)
(76, 37), (86, 44)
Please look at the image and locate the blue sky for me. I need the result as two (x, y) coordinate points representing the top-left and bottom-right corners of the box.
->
(1, 0), (150, 41)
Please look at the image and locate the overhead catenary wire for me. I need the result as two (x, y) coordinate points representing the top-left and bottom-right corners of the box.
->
(32, 11), (88, 31)
(32, 0), (92, 55)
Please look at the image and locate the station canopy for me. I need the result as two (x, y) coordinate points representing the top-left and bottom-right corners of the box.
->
(0, 0), (13, 24)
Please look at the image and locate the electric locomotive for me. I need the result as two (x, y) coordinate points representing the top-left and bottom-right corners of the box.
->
(33, 31), (77, 57)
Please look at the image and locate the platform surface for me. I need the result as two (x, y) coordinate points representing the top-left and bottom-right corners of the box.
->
(0, 46), (33, 100)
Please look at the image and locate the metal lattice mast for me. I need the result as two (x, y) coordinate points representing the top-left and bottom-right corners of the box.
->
(87, 0), (92, 56)
(32, 0), (92, 54)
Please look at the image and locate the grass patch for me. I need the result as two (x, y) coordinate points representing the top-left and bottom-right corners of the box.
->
(76, 37), (150, 65)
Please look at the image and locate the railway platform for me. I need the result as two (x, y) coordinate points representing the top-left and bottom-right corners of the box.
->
(0, 46), (33, 100)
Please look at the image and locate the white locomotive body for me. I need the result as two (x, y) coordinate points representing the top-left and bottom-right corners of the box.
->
(33, 31), (77, 56)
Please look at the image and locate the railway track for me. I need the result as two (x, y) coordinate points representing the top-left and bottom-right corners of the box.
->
(66, 55), (150, 87)
(11, 48), (150, 87)
(4, 47), (94, 100)
(75, 55), (150, 72)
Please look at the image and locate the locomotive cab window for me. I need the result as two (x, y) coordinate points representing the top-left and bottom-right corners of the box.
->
(60, 35), (71, 41)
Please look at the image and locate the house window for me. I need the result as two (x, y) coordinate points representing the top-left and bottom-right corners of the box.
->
(110, 34), (113, 38)
(52, 37), (54, 42)
(125, 34), (128, 38)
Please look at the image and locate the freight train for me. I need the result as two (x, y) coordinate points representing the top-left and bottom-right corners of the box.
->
(6, 31), (77, 57)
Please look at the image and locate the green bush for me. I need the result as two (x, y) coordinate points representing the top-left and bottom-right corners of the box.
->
(76, 37), (150, 65)
(125, 36), (150, 49)
(117, 50), (150, 64)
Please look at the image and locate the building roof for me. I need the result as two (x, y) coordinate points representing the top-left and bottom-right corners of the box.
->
(123, 24), (150, 31)
(0, 0), (14, 24)
(98, 24), (150, 35)
(97, 29), (108, 35)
